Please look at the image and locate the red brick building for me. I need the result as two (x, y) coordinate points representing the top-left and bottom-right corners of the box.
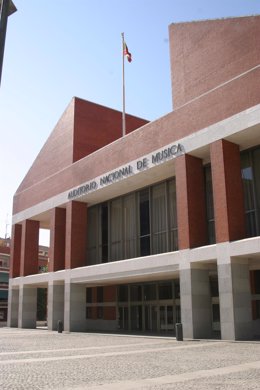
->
(8, 15), (260, 339)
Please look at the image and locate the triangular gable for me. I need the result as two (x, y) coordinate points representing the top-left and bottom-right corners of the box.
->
(15, 97), (148, 195)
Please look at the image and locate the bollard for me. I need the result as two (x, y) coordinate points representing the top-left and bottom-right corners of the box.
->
(175, 323), (183, 341)
(57, 320), (63, 333)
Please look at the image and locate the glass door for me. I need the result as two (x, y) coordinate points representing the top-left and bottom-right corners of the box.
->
(159, 305), (174, 332)
(144, 305), (157, 332)
(131, 305), (142, 331)
(118, 306), (128, 330)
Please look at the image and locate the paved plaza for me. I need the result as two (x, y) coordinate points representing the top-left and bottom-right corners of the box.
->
(0, 328), (260, 389)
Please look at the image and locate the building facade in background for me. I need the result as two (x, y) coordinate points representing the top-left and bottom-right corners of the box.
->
(0, 238), (10, 325)
(8, 15), (260, 339)
(0, 239), (48, 326)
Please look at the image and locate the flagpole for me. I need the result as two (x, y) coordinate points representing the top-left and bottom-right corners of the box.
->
(121, 32), (126, 137)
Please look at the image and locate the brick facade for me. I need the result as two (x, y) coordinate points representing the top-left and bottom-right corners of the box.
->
(176, 154), (207, 249)
(210, 139), (246, 242)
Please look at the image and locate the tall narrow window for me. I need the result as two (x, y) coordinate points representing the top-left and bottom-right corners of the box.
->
(86, 288), (92, 303)
(152, 183), (167, 254)
(204, 165), (216, 244)
(87, 206), (98, 265)
(97, 286), (104, 302)
(241, 150), (259, 237)
(123, 194), (137, 259)
(253, 148), (260, 234)
(111, 198), (123, 261)
(100, 203), (108, 262)
(118, 285), (128, 302)
(168, 179), (178, 251)
(139, 189), (150, 256)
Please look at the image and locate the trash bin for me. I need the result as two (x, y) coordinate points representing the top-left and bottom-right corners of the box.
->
(57, 320), (63, 333)
(175, 323), (183, 341)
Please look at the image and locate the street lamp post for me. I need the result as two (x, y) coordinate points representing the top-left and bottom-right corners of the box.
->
(0, 0), (17, 87)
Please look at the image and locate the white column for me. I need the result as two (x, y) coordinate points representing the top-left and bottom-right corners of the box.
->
(217, 246), (252, 340)
(47, 282), (64, 331)
(7, 285), (19, 327)
(232, 260), (252, 339)
(18, 285), (37, 329)
(64, 282), (86, 332)
(180, 259), (212, 339)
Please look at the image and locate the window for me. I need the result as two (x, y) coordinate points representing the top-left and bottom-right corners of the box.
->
(118, 285), (128, 302)
(86, 307), (92, 319)
(0, 290), (8, 300)
(251, 270), (260, 294)
(100, 204), (108, 262)
(123, 194), (137, 259)
(97, 287), (103, 303)
(152, 183), (167, 254)
(210, 276), (219, 297)
(87, 207), (98, 265)
(212, 304), (220, 322)
(0, 273), (9, 284)
(110, 198), (123, 261)
(168, 179), (178, 251)
(130, 285), (142, 301)
(159, 282), (173, 300)
(256, 301), (260, 319)
(174, 280), (180, 299)
(144, 284), (156, 301)
(204, 165), (216, 244)
(86, 288), (92, 303)
(241, 147), (260, 237)
(139, 189), (150, 256)
(87, 178), (179, 264)
(97, 307), (103, 319)
(176, 305), (181, 323)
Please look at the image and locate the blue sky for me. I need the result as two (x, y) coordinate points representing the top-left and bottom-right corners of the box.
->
(0, 0), (260, 243)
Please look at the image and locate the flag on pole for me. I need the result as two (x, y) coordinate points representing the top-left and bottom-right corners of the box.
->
(121, 33), (131, 137)
(123, 42), (132, 62)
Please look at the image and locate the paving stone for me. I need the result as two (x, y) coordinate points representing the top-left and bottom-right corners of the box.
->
(0, 328), (260, 389)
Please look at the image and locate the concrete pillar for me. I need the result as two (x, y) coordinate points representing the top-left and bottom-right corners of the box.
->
(217, 248), (252, 340)
(175, 154), (207, 249)
(18, 285), (37, 329)
(210, 139), (246, 242)
(7, 287), (19, 327)
(20, 220), (40, 276)
(49, 207), (66, 272)
(64, 282), (86, 332)
(180, 260), (212, 338)
(10, 224), (22, 278)
(47, 282), (64, 331)
(65, 201), (87, 269)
